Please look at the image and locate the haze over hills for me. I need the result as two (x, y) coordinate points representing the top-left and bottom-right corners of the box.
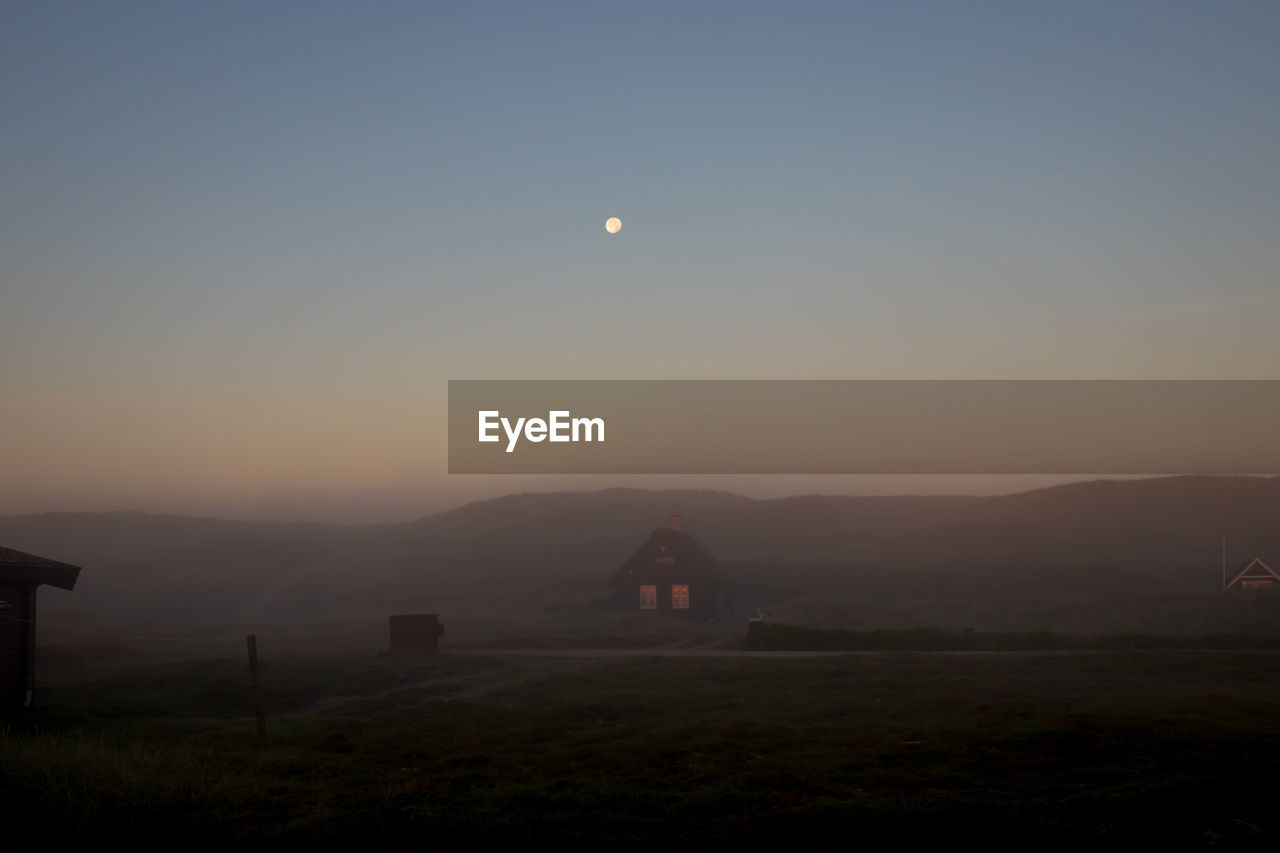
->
(2, 477), (1278, 637)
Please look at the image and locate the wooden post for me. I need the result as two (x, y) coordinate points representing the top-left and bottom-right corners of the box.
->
(246, 634), (266, 744)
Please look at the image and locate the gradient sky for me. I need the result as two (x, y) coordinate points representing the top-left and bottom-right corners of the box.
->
(3, 1), (1279, 521)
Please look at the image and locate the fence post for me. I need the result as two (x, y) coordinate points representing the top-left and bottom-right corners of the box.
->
(246, 634), (266, 744)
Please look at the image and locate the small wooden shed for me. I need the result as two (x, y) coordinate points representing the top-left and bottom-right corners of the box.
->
(0, 546), (81, 708)
(389, 613), (444, 655)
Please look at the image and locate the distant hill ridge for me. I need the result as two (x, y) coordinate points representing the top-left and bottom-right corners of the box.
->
(1, 476), (1277, 630)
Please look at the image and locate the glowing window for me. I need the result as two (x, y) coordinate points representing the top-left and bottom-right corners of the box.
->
(639, 585), (657, 609)
(672, 584), (689, 609)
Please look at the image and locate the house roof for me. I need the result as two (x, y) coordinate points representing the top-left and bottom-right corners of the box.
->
(608, 525), (722, 587)
(1225, 557), (1279, 589)
(0, 545), (81, 591)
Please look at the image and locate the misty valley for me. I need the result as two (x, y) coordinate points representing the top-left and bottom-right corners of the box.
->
(2, 478), (1279, 848)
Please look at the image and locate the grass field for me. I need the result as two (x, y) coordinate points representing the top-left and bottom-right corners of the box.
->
(745, 622), (1280, 651)
(4, 645), (1279, 850)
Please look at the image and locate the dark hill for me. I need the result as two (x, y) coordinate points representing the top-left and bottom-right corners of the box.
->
(1, 477), (1277, 634)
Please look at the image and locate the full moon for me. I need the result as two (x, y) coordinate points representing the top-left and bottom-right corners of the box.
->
(605, 217), (622, 234)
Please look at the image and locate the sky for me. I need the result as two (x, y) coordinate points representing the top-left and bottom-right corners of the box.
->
(3, 1), (1279, 522)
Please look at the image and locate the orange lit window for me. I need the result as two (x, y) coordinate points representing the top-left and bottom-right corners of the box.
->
(672, 584), (689, 609)
(639, 585), (657, 609)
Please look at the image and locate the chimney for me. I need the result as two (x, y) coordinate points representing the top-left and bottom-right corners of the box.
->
(668, 514), (684, 532)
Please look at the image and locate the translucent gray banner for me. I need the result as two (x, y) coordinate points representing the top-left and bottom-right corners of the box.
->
(448, 380), (1280, 474)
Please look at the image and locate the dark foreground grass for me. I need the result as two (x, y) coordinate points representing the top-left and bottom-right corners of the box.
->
(4, 650), (1280, 850)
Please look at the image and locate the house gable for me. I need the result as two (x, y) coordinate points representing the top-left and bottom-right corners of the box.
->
(1225, 557), (1280, 590)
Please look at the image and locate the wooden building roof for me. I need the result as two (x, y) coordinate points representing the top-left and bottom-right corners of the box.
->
(0, 546), (81, 590)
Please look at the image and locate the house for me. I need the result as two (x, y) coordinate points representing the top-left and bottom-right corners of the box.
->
(605, 514), (727, 618)
(0, 546), (81, 708)
(1224, 557), (1280, 590)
